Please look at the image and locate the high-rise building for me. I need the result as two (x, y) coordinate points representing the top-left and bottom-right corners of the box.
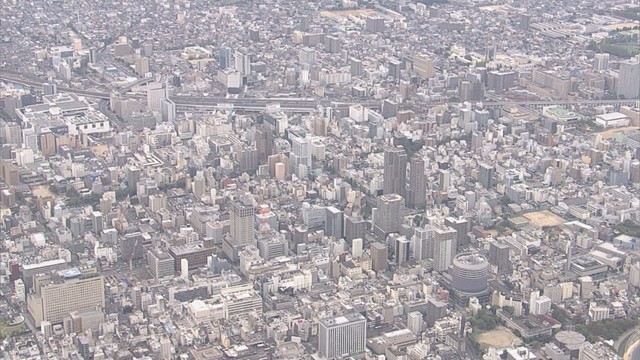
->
(413, 227), (431, 261)
(594, 53), (610, 71)
(438, 169), (451, 191)
(531, 69), (571, 100)
(373, 193), (405, 239)
(392, 234), (411, 265)
(291, 135), (312, 178)
(325, 206), (344, 239)
(383, 147), (407, 196)
(432, 223), (457, 272)
(629, 262), (640, 288)
(219, 47), (232, 69)
(230, 196), (255, 246)
(27, 268), (105, 326)
(350, 58), (363, 76)
(148, 249), (175, 279)
(345, 215), (368, 245)
(161, 99), (176, 123)
(407, 311), (423, 335)
(89, 48), (98, 64)
(489, 241), (511, 275)
(135, 56), (150, 76)
(407, 156), (426, 209)
(147, 83), (167, 112)
(425, 297), (447, 326)
(255, 125), (274, 163)
(318, 313), (367, 359)
(478, 162), (495, 189)
(413, 54), (435, 79)
(90, 211), (103, 234)
(618, 58), (640, 99)
(42, 83), (57, 95)
(365, 16), (385, 33)
(459, 80), (484, 101)
(324, 35), (341, 54)
(234, 49), (251, 76)
(388, 58), (402, 80)
(370, 242), (388, 272)
(487, 71), (517, 92)
(445, 217), (470, 249)
(160, 338), (172, 360)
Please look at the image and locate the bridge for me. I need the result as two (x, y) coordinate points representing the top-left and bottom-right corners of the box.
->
(1, 72), (638, 113)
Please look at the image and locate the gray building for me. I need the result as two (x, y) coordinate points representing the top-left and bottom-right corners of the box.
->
(318, 313), (367, 359)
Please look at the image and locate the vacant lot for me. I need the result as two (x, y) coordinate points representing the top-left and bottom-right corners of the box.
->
(598, 126), (640, 139)
(476, 327), (522, 350)
(32, 186), (55, 199)
(523, 210), (565, 228)
(320, 9), (381, 19)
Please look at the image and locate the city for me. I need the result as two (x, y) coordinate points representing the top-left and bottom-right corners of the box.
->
(0, 0), (639, 359)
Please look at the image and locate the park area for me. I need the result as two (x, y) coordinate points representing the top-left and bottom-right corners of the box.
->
(476, 327), (523, 350)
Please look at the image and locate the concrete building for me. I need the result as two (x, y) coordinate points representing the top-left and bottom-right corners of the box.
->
(373, 193), (405, 239)
(383, 147), (407, 197)
(27, 268), (105, 326)
(318, 313), (367, 359)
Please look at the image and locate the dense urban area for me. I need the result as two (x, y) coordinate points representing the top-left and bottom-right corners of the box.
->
(0, 0), (640, 359)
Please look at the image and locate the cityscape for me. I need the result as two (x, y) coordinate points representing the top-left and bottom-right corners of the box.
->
(0, 0), (640, 359)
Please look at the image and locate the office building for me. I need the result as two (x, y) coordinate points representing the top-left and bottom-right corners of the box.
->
(135, 56), (150, 76)
(459, 80), (484, 101)
(531, 69), (571, 100)
(618, 58), (640, 99)
(27, 268), (105, 326)
(234, 49), (251, 76)
(407, 311), (423, 335)
(478, 162), (495, 189)
(148, 249), (175, 279)
(291, 135), (312, 178)
(594, 53), (609, 71)
(489, 241), (511, 275)
(345, 215), (368, 245)
(407, 156), (426, 209)
(350, 58), (363, 76)
(438, 169), (451, 191)
(432, 223), (457, 272)
(392, 234), (411, 265)
(219, 47), (232, 69)
(325, 206), (344, 239)
(413, 54), (435, 79)
(147, 83), (167, 112)
(370, 242), (388, 272)
(365, 16), (385, 33)
(445, 217), (470, 249)
(220, 284), (263, 319)
(426, 297), (448, 326)
(388, 58), (402, 80)
(449, 253), (490, 304)
(318, 313), (367, 359)
(373, 193), (405, 239)
(161, 99), (176, 123)
(383, 147), (407, 197)
(231, 196), (255, 246)
(89, 48), (98, 64)
(255, 124), (274, 163)
(413, 227), (431, 261)
(42, 83), (57, 95)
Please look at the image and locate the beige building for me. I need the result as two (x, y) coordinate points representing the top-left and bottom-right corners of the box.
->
(27, 268), (105, 326)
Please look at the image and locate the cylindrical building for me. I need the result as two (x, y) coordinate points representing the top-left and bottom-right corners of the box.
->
(451, 253), (490, 295)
